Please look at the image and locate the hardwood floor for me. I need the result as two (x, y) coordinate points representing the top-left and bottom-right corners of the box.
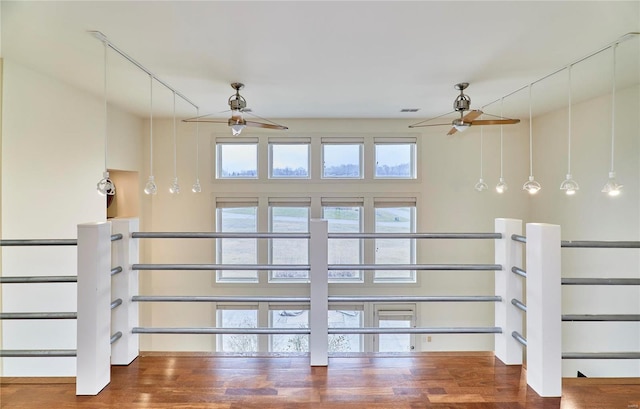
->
(1, 352), (639, 408)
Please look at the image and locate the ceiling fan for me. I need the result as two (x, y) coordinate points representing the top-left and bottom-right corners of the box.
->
(183, 83), (288, 135)
(409, 82), (520, 135)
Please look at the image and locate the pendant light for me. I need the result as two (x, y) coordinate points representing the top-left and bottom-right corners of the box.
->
(474, 121), (488, 191)
(169, 91), (180, 194)
(496, 97), (508, 194)
(192, 108), (202, 193)
(560, 65), (579, 195)
(602, 43), (622, 196)
(522, 84), (541, 194)
(96, 40), (115, 196)
(144, 74), (158, 195)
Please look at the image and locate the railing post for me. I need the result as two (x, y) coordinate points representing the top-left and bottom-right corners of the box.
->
(494, 218), (523, 365)
(309, 219), (328, 366)
(110, 218), (139, 365)
(76, 222), (111, 395)
(526, 223), (562, 397)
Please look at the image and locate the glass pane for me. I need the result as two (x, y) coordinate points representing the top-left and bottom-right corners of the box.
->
(375, 207), (414, 281)
(328, 310), (362, 352)
(218, 144), (257, 178)
(378, 318), (411, 352)
(218, 309), (257, 353)
(271, 310), (309, 352)
(323, 206), (361, 280)
(322, 144), (361, 178)
(270, 144), (309, 178)
(218, 207), (257, 281)
(375, 144), (415, 178)
(271, 207), (309, 280)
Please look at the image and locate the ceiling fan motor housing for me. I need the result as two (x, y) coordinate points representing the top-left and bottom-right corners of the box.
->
(454, 94), (471, 112)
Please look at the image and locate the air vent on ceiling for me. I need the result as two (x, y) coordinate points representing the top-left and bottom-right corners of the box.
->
(400, 108), (420, 112)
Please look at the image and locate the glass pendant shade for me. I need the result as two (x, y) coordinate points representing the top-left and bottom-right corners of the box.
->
(97, 171), (115, 196)
(496, 177), (508, 194)
(169, 177), (180, 194)
(560, 174), (579, 195)
(231, 123), (246, 136)
(474, 178), (488, 192)
(192, 178), (202, 193)
(144, 175), (157, 195)
(523, 176), (541, 194)
(601, 172), (622, 196)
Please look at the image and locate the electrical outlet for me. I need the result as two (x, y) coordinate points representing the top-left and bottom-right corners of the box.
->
(427, 336), (432, 342)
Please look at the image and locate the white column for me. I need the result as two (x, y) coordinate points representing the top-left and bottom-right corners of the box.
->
(309, 219), (328, 366)
(526, 223), (562, 397)
(76, 222), (111, 395)
(110, 218), (139, 365)
(494, 218), (523, 365)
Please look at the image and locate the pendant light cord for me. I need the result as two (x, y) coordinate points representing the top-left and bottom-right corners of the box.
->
(567, 65), (572, 175)
(173, 91), (177, 178)
(479, 120), (484, 179)
(103, 41), (108, 171)
(195, 108), (200, 179)
(500, 98), (504, 179)
(149, 75), (154, 175)
(610, 43), (617, 173)
(528, 84), (533, 176)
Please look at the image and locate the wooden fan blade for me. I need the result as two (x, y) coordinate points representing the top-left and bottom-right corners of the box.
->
(183, 116), (228, 124)
(471, 119), (521, 126)
(447, 127), (458, 136)
(245, 120), (288, 130)
(408, 123), (452, 129)
(462, 110), (483, 122)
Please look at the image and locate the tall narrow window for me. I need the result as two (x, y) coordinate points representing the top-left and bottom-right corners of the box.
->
(322, 138), (363, 178)
(329, 306), (363, 352)
(374, 138), (417, 179)
(270, 307), (309, 352)
(269, 198), (310, 281)
(269, 139), (311, 178)
(216, 138), (258, 179)
(217, 306), (258, 353)
(374, 198), (416, 282)
(216, 198), (258, 282)
(322, 198), (363, 281)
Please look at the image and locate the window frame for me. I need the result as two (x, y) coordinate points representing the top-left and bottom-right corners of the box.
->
(215, 138), (259, 179)
(268, 139), (311, 179)
(373, 139), (417, 180)
(321, 138), (364, 179)
(268, 199), (311, 282)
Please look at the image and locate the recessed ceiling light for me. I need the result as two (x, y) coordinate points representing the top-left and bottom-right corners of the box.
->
(400, 108), (420, 112)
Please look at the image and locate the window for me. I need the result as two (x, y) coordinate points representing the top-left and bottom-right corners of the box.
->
(322, 198), (363, 281)
(374, 307), (415, 352)
(322, 138), (363, 178)
(328, 306), (363, 352)
(217, 306), (258, 353)
(216, 139), (258, 178)
(269, 140), (310, 178)
(270, 308), (309, 352)
(374, 198), (416, 282)
(269, 198), (310, 281)
(374, 138), (417, 179)
(216, 199), (258, 282)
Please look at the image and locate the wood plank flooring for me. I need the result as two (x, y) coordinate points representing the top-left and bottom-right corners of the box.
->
(2, 352), (639, 408)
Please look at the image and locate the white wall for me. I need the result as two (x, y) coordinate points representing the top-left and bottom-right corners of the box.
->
(0, 60), (143, 376)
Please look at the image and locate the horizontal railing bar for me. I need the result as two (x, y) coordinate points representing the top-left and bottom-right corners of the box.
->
(562, 278), (640, 286)
(511, 266), (527, 278)
(111, 298), (123, 310)
(328, 233), (502, 239)
(110, 233), (123, 242)
(0, 312), (77, 320)
(133, 264), (310, 271)
(561, 240), (640, 248)
(329, 327), (502, 334)
(562, 314), (640, 322)
(512, 331), (527, 347)
(133, 327), (311, 335)
(111, 266), (123, 276)
(133, 296), (312, 303)
(329, 264), (501, 271)
(329, 295), (502, 303)
(131, 232), (310, 239)
(110, 331), (123, 345)
(0, 276), (77, 283)
(0, 239), (77, 246)
(511, 234), (527, 243)
(0, 349), (77, 357)
(511, 298), (527, 312)
(563, 352), (640, 359)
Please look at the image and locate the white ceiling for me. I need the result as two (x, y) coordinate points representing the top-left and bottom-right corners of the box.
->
(2, 1), (639, 122)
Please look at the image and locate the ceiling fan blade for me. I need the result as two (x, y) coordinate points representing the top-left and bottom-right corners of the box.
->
(245, 120), (288, 130)
(462, 110), (483, 122)
(182, 115), (228, 124)
(447, 127), (458, 136)
(408, 122), (452, 129)
(470, 119), (521, 126)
